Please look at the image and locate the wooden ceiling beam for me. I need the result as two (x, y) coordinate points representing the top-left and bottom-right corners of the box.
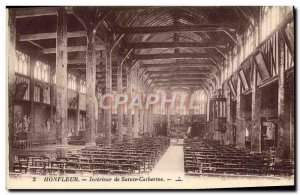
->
(67, 58), (105, 65)
(68, 64), (126, 70)
(156, 83), (206, 88)
(132, 53), (219, 60)
(141, 62), (214, 68)
(151, 76), (209, 81)
(154, 80), (213, 85)
(147, 70), (210, 75)
(19, 31), (87, 41)
(125, 42), (226, 49)
(96, 77), (127, 81)
(79, 71), (127, 75)
(43, 45), (105, 54)
(117, 24), (235, 34)
(154, 81), (207, 84)
(15, 7), (73, 18)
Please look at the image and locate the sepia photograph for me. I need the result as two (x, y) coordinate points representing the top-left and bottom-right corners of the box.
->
(6, 5), (295, 190)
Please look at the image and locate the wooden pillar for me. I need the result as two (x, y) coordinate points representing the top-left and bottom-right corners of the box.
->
(140, 79), (145, 135)
(144, 105), (148, 136)
(85, 29), (96, 145)
(225, 87), (233, 145)
(133, 106), (139, 138)
(99, 88), (105, 134)
(148, 105), (152, 137)
(166, 90), (171, 135)
(105, 40), (112, 147)
(251, 61), (261, 153)
(29, 56), (36, 134)
(8, 9), (16, 170)
(166, 105), (170, 136)
(206, 94), (210, 123)
(289, 75), (295, 160)
(143, 91), (148, 136)
(151, 106), (154, 136)
(117, 53), (123, 142)
(188, 90), (194, 115)
(95, 94), (98, 138)
(160, 113), (163, 136)
(50, 62), (56, 134)
(147, 104), (151, 136)
(276, 37), (290, 161)
(236, 78), (246, 148)
(133, 68), (139, 138)
(127, 67), (133, 141)
(139, 105), (144, 135)
(55, 8), (68, 147)
(75, 78), (80, 136)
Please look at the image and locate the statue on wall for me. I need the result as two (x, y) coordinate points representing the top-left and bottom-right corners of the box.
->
(14, 112), (22, 141)
(42, 118), (51, 132)
(265, 121), (275, 140)
(14, 112), (31, 134)
(23, 115), (30, 133)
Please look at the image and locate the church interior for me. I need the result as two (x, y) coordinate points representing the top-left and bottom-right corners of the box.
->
(7, 6), (294, 179)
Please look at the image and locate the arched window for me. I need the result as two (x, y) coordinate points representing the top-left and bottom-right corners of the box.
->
(15, 50), (29, 75)
(68, 74), (75, 90)
(37, 63), (41, 80)
(79, 79), (86, 93)
(34, 61), (50, 82)
(193, 90), (207, 115)
(44, 66), (49, 82)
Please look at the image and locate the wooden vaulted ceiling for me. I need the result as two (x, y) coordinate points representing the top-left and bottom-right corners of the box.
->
(14, 6), (259, 92)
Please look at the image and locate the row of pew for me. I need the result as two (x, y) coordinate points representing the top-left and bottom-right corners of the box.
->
(12, 137), (170, 176)
(184, 138), (294, 177)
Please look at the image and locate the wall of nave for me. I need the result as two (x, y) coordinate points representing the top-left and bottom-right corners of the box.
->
(208, 10), (294, 163)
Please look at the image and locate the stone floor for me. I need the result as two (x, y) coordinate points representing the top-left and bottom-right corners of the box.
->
(150, 145), (184, 178)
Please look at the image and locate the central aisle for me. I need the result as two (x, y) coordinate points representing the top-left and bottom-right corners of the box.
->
(149, 145), (184, 177)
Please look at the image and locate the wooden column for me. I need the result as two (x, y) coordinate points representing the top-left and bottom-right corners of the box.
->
(29, 56), (36, 133)
(55, 8), (68, 146)
(166, 90), (171, 135)
(133, 106), (139, 138)
(251, 61), (261, 153)
(236, 78), (246, 148)
(166, 106), (170, 136)
(139, 103), (144, 135)
(50, 67), (56, 132)
(206, 94), (210, 123)
(276, 37), (290, 161)
(99, 89), (105, 134)
(95, 92), (98, 138)
(85, 29), (96, 145)
(117, 53), (123, 142)
(143, 91), (148, 136)
(127, 67), (133, 141)
(8, 9), (16, 170)
(289, 74), (295, 160)
(148, 105), (152, 137)
(150, 106), (154, 136)
(133, 68), (139, 138)
(139, 78), (145, 135)
(105, 40), (112, 146)
(75, 78), (80, 136)
(143, 104), (148, 136)
(225, 87), (233, 145)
